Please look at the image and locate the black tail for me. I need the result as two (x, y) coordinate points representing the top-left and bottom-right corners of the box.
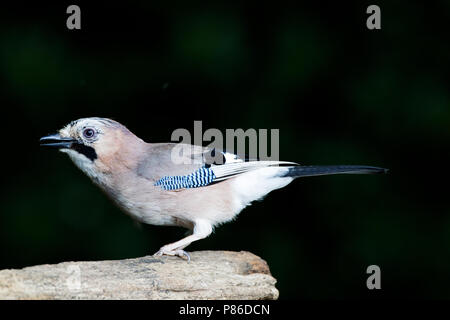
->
(282, 165), (388, 178)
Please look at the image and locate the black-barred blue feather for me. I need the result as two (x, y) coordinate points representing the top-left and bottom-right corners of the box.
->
(154, 167), (216, 191)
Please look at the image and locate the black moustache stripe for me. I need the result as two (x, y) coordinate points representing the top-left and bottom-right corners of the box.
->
(71, 143), (98, 161)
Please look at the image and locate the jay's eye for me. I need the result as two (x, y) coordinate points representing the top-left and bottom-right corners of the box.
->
(82, 128), (96, 139)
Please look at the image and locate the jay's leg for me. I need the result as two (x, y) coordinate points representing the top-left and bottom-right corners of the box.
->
(154, 219), (212, 261)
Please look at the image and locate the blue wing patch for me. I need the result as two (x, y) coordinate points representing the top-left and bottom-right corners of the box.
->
(154, 167), (216, 190)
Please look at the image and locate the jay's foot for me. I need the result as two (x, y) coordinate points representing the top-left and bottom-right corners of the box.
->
(153, 247), (191, 261)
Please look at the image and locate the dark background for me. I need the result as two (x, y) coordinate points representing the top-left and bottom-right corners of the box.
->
(0, 1), (449, 299)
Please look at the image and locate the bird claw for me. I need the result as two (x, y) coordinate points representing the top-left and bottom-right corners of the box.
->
(153, 248), (191, 262)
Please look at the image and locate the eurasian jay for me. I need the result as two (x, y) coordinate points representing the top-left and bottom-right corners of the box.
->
(40, 117), (387, 260)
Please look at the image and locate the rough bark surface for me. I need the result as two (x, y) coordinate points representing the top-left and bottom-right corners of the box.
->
(0, 251), (279, 300)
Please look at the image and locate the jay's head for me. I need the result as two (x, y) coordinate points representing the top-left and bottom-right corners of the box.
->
(40, 117), (143, 179)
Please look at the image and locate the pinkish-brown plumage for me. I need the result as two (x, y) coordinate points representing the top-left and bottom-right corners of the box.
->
(40, 117), (387, 260)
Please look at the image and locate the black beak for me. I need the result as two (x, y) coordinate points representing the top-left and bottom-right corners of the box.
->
(39, 134), (77, 149)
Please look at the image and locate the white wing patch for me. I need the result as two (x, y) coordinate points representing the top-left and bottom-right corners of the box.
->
(211, 160), (298, 182)
(154, 147), (298, 191)
(221, 151), (243, 164)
